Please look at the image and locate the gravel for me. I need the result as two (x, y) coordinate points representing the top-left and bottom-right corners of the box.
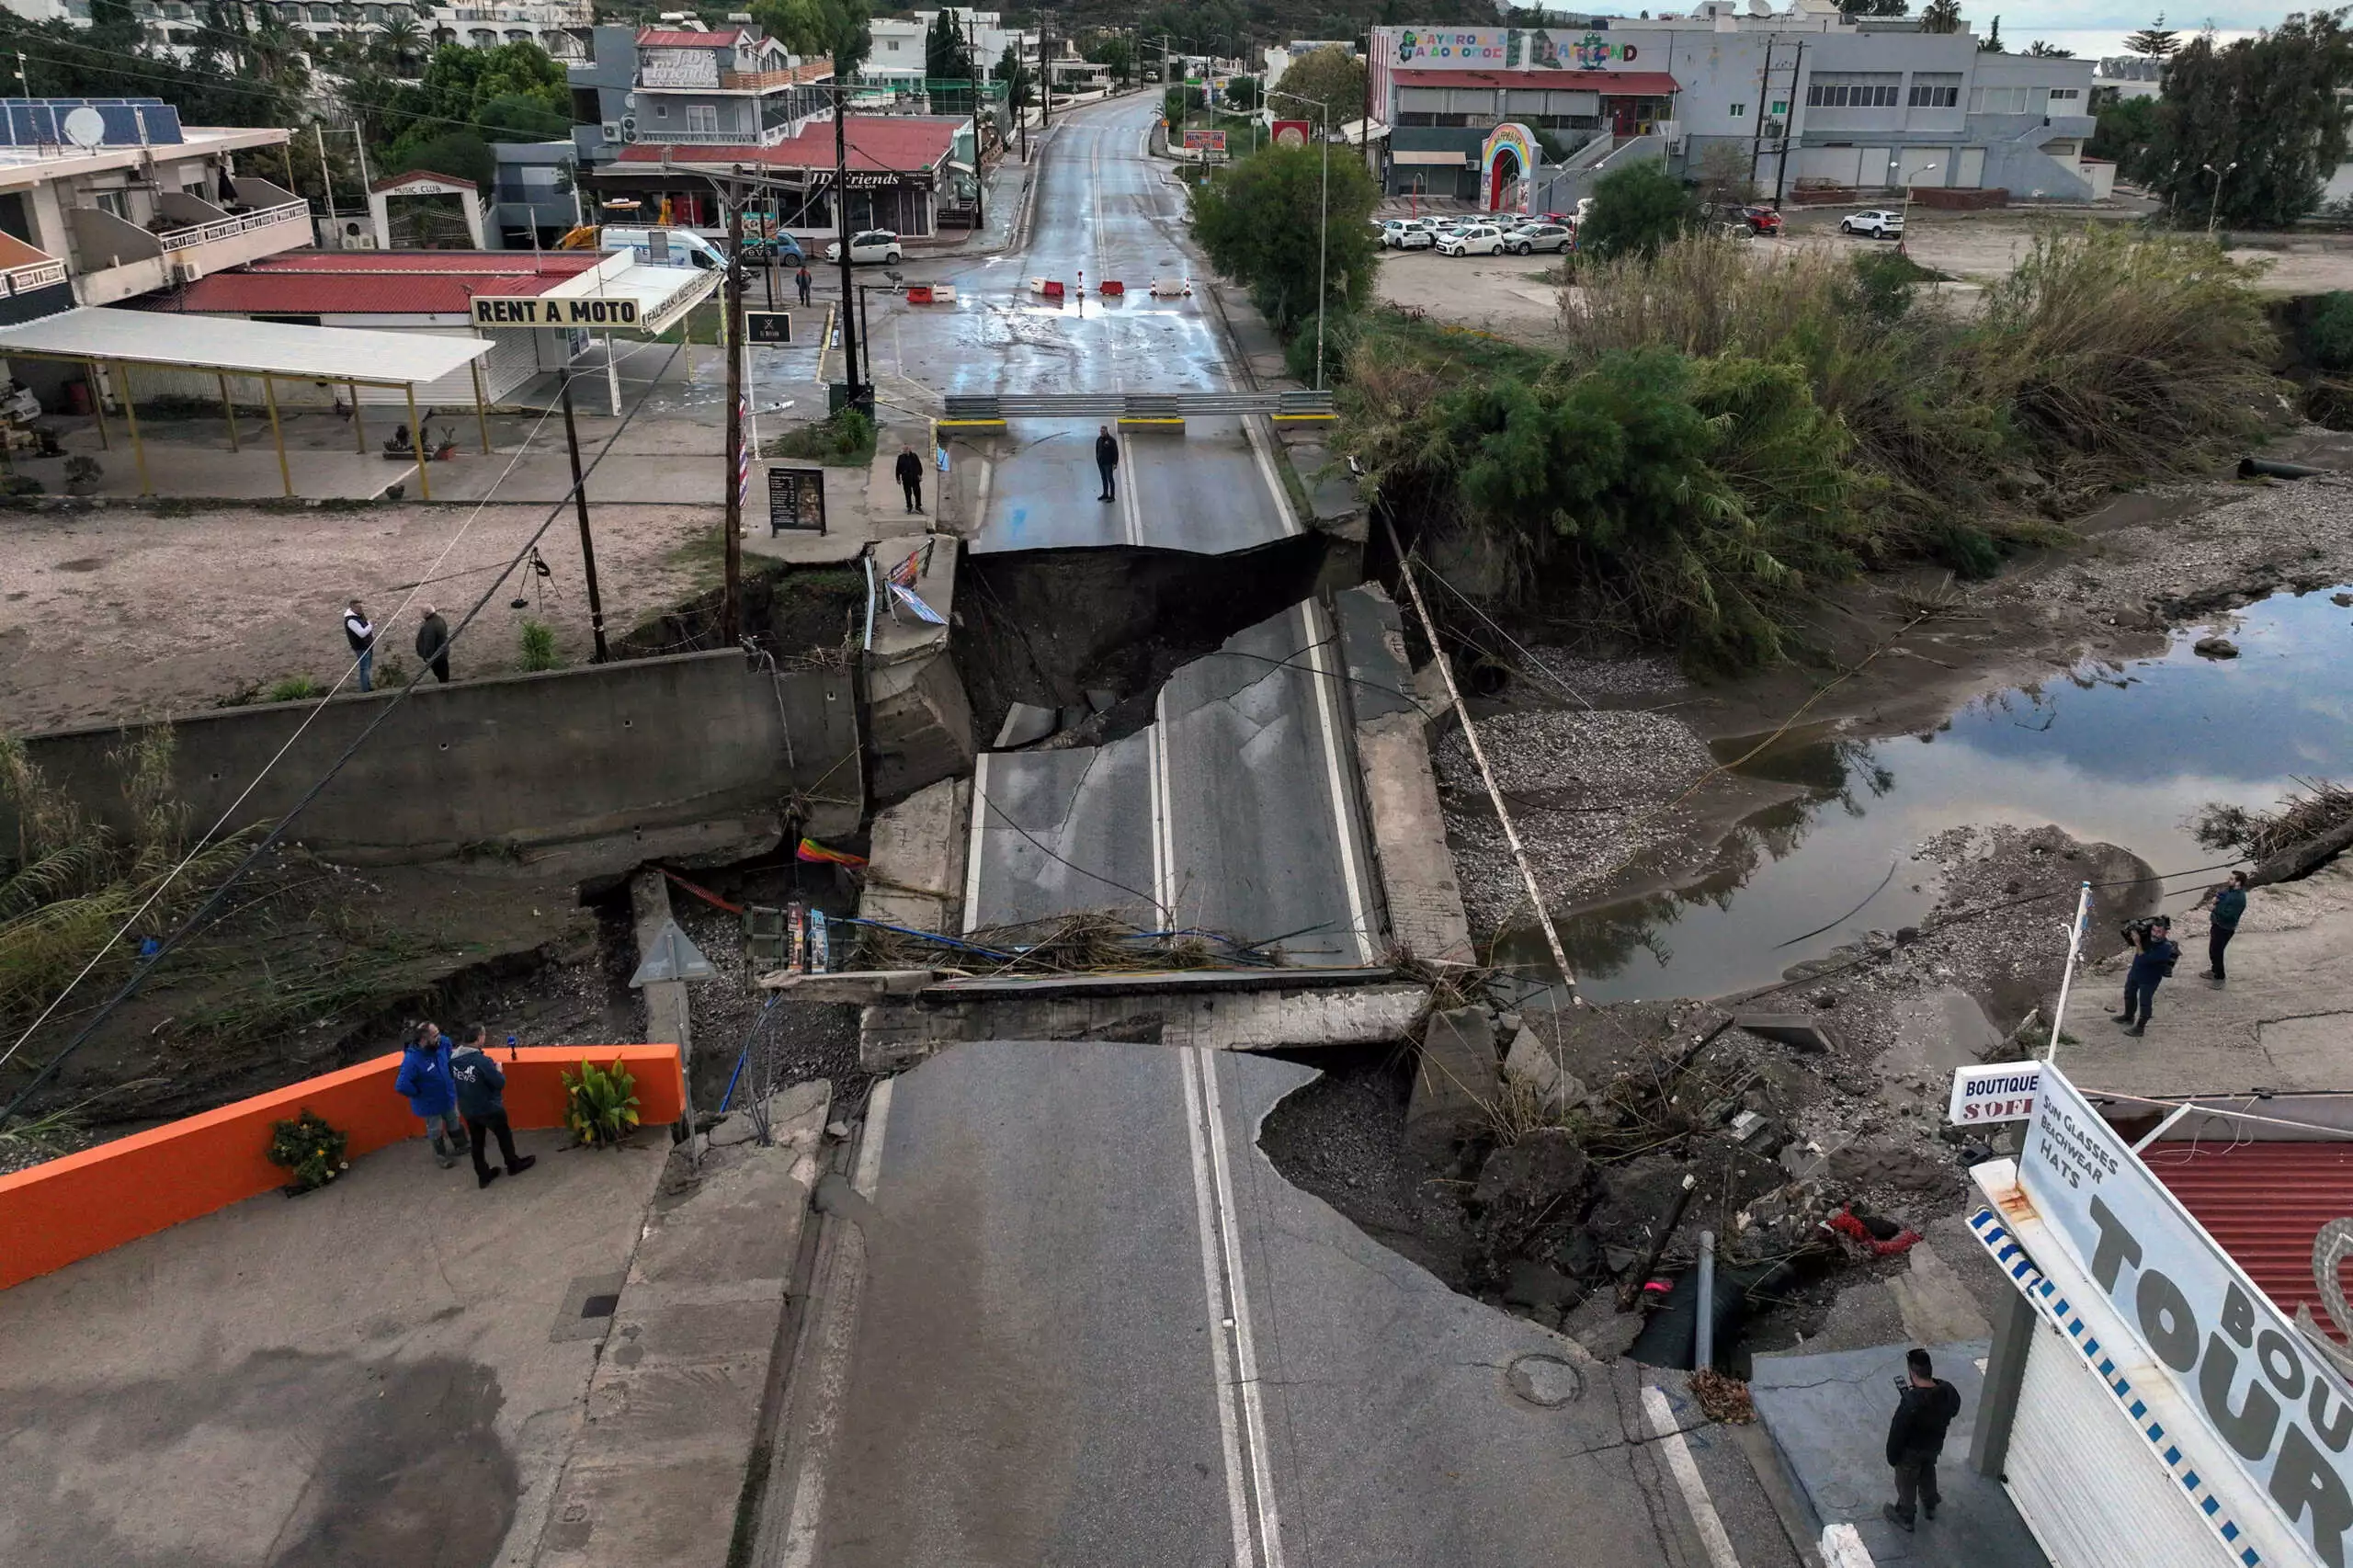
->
(1435, 708), (1718, 929)
(674, 894), (866, 1115)
(1520, 646), (1687, 701)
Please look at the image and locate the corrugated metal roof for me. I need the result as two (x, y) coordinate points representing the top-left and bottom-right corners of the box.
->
(2146, 1139), (2353, 1339)
(615, 115), (961, 174)
(153, 252), (597, 315)
(0, 305), (488, 385)
(1392, 68), (1681, 93)
(636, 28), (742, 46)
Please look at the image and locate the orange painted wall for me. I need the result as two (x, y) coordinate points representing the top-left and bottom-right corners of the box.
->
(0, 1043), (684, 1291)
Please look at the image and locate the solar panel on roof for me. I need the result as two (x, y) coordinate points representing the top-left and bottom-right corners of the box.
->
(0, 97), (183, 147)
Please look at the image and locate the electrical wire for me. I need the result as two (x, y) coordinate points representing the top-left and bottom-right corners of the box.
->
(0, 376), (570, 1081)
(0, 350), (681, 1126)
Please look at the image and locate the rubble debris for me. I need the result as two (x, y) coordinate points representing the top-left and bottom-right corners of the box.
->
(995, 701), (1059, 747)
(1406, 1006), (1497, 1162)
(1688, 1368), (1757, 1425)
(1729, 1013), (1840, 1053)
(1501, 1024), (1586, 1115)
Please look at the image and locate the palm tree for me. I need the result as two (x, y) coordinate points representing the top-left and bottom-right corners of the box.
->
(376, 12), (422, 74)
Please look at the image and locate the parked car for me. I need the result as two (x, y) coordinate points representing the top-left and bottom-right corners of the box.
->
(1438, 222), (1507, 256)
(1738, 205), (1783, 235)
(1839, 208), (1904, 239)
(737, 233), (806, 266)
(1504, 222), (1573, 255)
(1381, 217), (1438, 247)
(825, 229), (904, 265)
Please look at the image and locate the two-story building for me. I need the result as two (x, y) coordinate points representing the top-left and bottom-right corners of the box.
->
(113, 0), (592, 60)
(567, 24), (834, 176)
(1370, 6), (2103, 209)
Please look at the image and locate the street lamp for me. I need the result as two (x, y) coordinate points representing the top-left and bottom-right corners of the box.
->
(1897, 162), (1935, 257)
(1267, 86), (1330, 392)
(2203, 161), (2237, 237)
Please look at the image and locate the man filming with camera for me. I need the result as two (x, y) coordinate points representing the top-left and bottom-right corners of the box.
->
(2112, 914), (2180, 1038)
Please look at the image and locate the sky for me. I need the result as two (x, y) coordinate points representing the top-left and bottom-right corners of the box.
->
(1995, 22), (2261, 58)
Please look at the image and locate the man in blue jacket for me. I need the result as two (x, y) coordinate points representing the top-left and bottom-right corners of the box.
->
(393, 1021), (470, 1169)
(2112, 915), (2179, 1038)
(2200, 870), (2250, 986)
(449, 1024), (537, 1190)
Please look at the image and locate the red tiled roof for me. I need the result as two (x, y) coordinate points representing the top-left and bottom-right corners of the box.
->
(637, 28), (743, 46)
(2147, 1140), (2353, 1341)
(0, 231), (55, 269)
(1391, 68), (1680, 93)
(149, 251), (598, 316)
(615, 115), (961, 174)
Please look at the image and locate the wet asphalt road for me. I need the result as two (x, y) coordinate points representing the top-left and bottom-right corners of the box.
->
(785, 1040), (1799, 1568)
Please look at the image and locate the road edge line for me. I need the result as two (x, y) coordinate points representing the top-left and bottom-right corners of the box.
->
(1198, 1049), (1287, 1568)
(1181, 1046), (1260, 1566)
(1641, 1384), (1745, 1568)
(1299, 598), (1377, 966)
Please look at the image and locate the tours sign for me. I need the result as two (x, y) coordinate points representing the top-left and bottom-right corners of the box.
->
(472, 295), (642, 329)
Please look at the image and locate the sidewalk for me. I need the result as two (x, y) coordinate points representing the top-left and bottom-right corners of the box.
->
(1750, 1339), (2049, 1568)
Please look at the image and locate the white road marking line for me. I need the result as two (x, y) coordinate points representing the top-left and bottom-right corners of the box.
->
(973, 449), (995, 543)
(776, 1076), (894, 1568)
(1241, 414), (1301, 536)
(1821, 1522), (1878, 1568)
(1195, 1047), (1287, 1568)
(961, 750), (991, 934)
(1180, 1047), (1259, 1568)
(1147, 702), (1174, 927)
(1641, 1385), (1744, 1568)
(1119, 430), (1143, 546)
(1298, 599), (1376, 966)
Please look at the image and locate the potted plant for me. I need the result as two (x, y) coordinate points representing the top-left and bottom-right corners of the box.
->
(265, 1108), (350, 1194)
(563, 1059), (642, 1148)
(63, 454), (101, 496)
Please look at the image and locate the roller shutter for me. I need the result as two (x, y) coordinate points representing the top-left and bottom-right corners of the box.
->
(2003, 1317), (2232, 1568)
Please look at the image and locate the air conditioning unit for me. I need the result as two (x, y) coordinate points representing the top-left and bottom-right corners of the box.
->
(620, 116), (639, 142)
(169, 260), (200, 285)
(602, 119), (622, 142)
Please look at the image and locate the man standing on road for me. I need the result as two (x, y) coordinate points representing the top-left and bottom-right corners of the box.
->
(795, 263), (813, 307)
(895, 443), (925, 514)
(393, 1021), (470, 1170)
(1095, 424), (1120, 503)
(2113, 915), (2179, 1037)
(2198, 870), (2250, 985)
(1883, 1347), (1961, 1532)
(449, 1024), (537, 1191)
(415, 603), (452, 684)
(343, 598), (376, 692)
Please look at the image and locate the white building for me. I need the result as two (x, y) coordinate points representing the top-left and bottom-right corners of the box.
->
(864, 9), (1039, 92)
(1262, 39), (1358, 93)
(24, 0), (597, 62)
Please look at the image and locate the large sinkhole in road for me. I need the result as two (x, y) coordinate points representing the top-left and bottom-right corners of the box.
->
(950, 533), (1327, 748)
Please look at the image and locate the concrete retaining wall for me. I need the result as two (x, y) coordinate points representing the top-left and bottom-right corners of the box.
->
(8, 651), (861, 874)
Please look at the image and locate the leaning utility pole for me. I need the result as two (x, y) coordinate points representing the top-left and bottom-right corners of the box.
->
(1747, 37), (1774, 192)
(833, 82), (862, 398)
(722, 184), (745, 642)
(559, 378), (609, 663)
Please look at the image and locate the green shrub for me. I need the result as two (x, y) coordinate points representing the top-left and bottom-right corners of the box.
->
(1848, 249), (1941, 323)
(1576, 159), (1699, 261)
(265, 676), (324, 703)
(519, 619), (560, 671)
(563, 1058), (641, 1148)
(266, 1108), (348, 1194)
(2307, 290), (2353, 370)
(765, 408), (875, 466)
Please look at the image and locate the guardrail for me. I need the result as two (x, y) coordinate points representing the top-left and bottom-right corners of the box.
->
(943, 390), (1336, 420)
(0, 258), (66, 295)
(156, 199), (310, 254)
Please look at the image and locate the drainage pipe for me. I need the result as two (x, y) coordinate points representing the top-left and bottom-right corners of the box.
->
(2240, 455), (2329, 480)
(1695, 1230), (1716, 1370)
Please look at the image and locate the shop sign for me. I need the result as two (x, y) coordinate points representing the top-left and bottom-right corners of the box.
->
(2021, 1063), (2353, 1568)
(377, 175), (472, 199)
(744, 310), (790, 345)
(1383, 27), (1640, 69)
(1948, 1061), (2041, 1125)
(1182, 129), (1227, 153)
(472, 295), (641, 328)
(843, 171), (927, 190)
(1272, 119), (1311, 148)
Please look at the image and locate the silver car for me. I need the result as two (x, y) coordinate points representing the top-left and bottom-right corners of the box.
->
(1505, 222), (1573, 256)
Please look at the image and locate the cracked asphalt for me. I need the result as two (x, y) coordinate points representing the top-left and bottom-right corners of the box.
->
(794, 1038), (1802, 1567)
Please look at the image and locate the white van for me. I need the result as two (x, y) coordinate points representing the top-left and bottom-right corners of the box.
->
(597, 227), (724, 270)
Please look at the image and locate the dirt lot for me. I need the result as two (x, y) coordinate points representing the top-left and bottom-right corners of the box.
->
(0, 495), (724, 733)
(1373, 246), (1565, 345)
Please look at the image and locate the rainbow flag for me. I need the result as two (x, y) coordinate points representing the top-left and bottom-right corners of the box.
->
(796, 837), (867, 869)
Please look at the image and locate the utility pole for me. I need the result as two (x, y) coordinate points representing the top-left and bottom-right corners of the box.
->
(314, 122), (335, 222)
(833, 82), (861, 400)
(1771, 40), (1806, 207)
(559, 378), (609, 663)
(1040, 10), (1051, 125)
(964, 11), (984, 227)
(1747, 37), (1773, 193)
(722, 184), (745, 643)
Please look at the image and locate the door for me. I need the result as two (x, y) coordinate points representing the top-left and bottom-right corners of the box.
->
(1859, 147), (1894, 187)
(1797, 146), (1863, 187)
(1954, 146), (1986, 188)
(2004, 1318), (2229, 1568)
(1897, 146), (1944, 187)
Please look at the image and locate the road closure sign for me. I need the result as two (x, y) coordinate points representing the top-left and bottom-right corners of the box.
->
(472, 295), (641, 329)
(1948, 1061), (2040, 1125)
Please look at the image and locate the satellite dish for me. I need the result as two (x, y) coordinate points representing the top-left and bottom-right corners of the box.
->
(62, 106), (107, 150)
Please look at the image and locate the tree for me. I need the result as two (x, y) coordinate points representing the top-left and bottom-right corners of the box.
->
(376, 14), (425, 75)
(1578, 159), (1699, 260)
(2124, 14), (2181, 56)
(1978, 16), (2004, 51)
(749, 0), (868, 73)
(2144, 14), (2353, 227)
(1188, 142), (1380, 335)
(926, 6), (973, 82)
(1838, 0), (1909, 16)
(996, 42), (1032, 109)
(1271, 44), (1365, 131)
(2026, 40), (2073, 55)
(1086, 31), (1136, 86)
(2087, 91), (2160, 173)
(1223, 74), (1263, 113)
(1918, 0), (1962, 33)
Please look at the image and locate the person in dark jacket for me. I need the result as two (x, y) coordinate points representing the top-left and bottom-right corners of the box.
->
(415, 604), (452, 684)
(449, 1024), (536, 1190)
(2113, 915), (2180, 1036)
(2200, 871), (2250, 985)
(795, 264), (813, 306)
(392, 1021), (469, 1168)
(343, 598), (375, 692)
(1095, 425), (1120, 502)
(1883, 1347), (1962, 1531)
(894, 445), (924, 514)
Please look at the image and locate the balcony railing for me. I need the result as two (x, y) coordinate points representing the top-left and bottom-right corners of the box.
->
(719, 67), (810, 91)
(155, 199), (309, 253)
(628, 125), (782, 145)
(1, 257), (67, 295)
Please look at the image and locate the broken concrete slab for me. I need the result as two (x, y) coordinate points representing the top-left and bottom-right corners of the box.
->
(868, 653), (976, 805)
(1333, 583), (1419, 722)
(1887, 1241), (1995, 1346)
(757, 968), (935, 1000)
(1502, 1023), (1588, 1114)
(706, 1081), (832, 1150)
(1731, 1012), (1841, 1053)
(858, 982), (1429, 1072)
(1406, 1006), (1497, 1161)
(533, 1081), (830, 1568)
(858, 776), (971, 935)
(994, 701), (1059, 748)
(1357, 709), (1475, 969)
(630, 869), (694, 1092)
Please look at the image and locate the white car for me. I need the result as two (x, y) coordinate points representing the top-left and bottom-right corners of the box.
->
(1390, 225), (1437, 251)
(825, 229), (904, 265)
(1438, 223), (1506, 256)
(1379, 217), (1435, 247)
(1840, 209), (1905, 239)
(1505, 222), (1573, 256)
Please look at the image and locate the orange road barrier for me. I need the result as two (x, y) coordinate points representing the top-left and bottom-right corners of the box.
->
(0, 1042), (685, 1290)
(905, 284), (936, 304)
(1100, 280), (1126, 297)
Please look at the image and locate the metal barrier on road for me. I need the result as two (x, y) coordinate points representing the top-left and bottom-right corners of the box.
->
(939, 391), (1334, 429)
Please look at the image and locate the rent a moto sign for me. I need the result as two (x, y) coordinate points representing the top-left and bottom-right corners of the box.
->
(2023, 1067), (2353, 1566)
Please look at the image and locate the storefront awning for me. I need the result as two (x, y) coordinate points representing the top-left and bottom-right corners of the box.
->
(546, 259), (720, 339)
(0, 304), (489, 388)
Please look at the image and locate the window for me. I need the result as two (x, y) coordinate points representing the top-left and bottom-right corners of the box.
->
(686, 104), (719, 134)
(1908, 74), (1961, 108)
(2048, 86), (2081, 103)
(1970, 85), (2034, 113)
(94, 189), (131, 220)
(1729, 101), (1745, 117)
(1807, 73), (1901, 108)
(884, 38), (899, 50)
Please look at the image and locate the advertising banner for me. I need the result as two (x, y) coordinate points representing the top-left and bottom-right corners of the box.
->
(1271, 119), (1311, 148)
(1181, 128), (1227, 153)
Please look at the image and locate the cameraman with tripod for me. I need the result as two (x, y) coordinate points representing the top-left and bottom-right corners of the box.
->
(2113, 915), (2180, 1038)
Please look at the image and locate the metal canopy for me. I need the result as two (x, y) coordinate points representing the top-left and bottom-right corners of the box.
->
(550, 261), (720, 341)
(0, 305), (491, 388)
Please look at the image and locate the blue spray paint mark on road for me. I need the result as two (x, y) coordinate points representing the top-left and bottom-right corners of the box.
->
(1008, 506), (1028, 539)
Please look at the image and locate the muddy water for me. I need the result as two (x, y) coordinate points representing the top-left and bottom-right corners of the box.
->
(1523, 585), (2353, 1002)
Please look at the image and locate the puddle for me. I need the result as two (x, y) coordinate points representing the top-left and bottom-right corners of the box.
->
(1509, 585), (2353, 1002)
